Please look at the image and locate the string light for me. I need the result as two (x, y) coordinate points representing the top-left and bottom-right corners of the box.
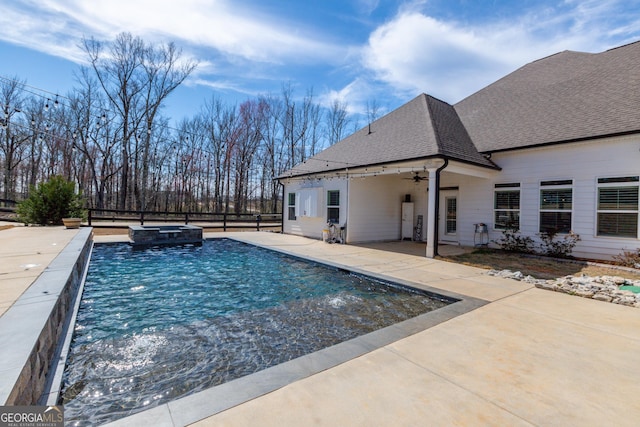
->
(0, 74), (362, 176)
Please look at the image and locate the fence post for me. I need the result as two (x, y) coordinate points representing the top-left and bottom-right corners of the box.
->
(185, 213), (189, 224)
(140, 211), (145, 225)
(88, 209), (92, 226)
(256, 214), (261, 231)
(223, 212), (227, 232)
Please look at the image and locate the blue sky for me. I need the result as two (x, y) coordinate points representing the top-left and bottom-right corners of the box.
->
(1, 0), (639, 125)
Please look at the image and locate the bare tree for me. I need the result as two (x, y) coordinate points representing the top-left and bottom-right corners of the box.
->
(22, 97), (46, 190)
(232, 99), (265, 213)
(258, 93), (285, 212)
(83, 33), (147, 210)
(201, 96), (238, 212)
(69, 70), (122, 209)
(137, 41), (197, 210)
(366, 99), (381, 123)
(0, 77), (29, 200)
(326, 99), (350, 146)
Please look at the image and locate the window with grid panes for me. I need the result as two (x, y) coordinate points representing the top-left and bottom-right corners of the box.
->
(494, 183), (520, 230)
(327, 190), (340, 224)
(287, 192), (296, 220)
(540, 180), (573, 233)
(597, 176), (639, 238)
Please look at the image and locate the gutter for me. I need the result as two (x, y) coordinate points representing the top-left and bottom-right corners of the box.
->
(482, 128), (640, 155)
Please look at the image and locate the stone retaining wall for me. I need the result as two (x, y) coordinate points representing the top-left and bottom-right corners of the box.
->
(0, 228), (92, 404)
(128, 225), (203, 246)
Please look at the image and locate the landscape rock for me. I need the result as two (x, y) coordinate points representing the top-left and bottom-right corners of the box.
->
(487, 270), (640, 308)
(592, 293), (612, 302)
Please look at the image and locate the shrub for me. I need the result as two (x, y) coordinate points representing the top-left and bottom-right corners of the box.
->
(537, 230), (581, 258)
(495, 222), (536, 254)
(17, 176), (86, 225)
(612, 248), (640, 269)
(496, 222), (581, 258)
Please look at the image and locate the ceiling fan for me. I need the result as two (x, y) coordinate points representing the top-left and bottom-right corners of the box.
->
(404, 172), (428, 183)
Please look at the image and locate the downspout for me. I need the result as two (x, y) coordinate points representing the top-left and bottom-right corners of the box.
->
(344, 172), (349, 243)
(278, 180), (285, 233)
(432, 158), (449, 257)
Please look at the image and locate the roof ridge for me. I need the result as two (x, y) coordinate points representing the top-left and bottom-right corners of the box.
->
(424, 95), (447, 155)
(605, 39), (640, 52)
(425, 96), (500, 169)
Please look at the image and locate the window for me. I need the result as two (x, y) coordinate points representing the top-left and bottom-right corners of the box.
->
(540, 180), (572, 233)
(296, 188), (321, 217)
(287, 192), (296, 221)
(327, 190), (340, 224)
(445, 197), (457, 234)
(597, 176), (639, 238)
(494, 183), (520, 230)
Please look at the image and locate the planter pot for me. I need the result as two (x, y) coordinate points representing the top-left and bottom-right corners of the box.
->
(62, 218), (82, 229)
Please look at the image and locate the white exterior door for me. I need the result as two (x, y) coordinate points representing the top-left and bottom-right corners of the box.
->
(401, 202), (414, 240)
(439, 190), (458, 243)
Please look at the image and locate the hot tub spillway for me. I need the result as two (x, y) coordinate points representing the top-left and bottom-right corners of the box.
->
(128, 225), (203, 246)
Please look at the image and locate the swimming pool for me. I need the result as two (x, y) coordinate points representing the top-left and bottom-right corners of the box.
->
(60, 239), (453, 425)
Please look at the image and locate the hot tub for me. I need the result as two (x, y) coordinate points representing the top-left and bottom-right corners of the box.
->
(128, 225), (203, 246)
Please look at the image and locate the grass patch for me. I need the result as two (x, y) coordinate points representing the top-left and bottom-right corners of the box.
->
(439, 248), (640, 281)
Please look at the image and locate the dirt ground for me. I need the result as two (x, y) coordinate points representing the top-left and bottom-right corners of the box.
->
(441, 249), (640, 281)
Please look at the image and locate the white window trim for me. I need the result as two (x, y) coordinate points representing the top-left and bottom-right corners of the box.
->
(493, 183), (521, 231)
(287, 192), (296, 221)
(539, 180), (573, 234)
(296, 188), (322, 218)
(595, 177), (639, 239)
(327, 190), (340, 224)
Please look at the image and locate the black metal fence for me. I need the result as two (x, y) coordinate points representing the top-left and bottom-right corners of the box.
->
(87, 208), (282, 231)
(0, 199), (17, 220)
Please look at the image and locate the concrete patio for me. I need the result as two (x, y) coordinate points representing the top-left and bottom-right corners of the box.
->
(1, 226), (639, 426)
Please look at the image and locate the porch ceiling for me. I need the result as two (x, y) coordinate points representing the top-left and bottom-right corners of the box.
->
(283, 158), (497, 182)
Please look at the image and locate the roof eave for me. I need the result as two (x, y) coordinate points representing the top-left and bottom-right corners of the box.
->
(482, 129), (640, 155)
(276, 153), (500, 180)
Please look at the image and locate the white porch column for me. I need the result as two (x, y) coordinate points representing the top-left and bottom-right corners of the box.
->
(426, 167), (438, 258)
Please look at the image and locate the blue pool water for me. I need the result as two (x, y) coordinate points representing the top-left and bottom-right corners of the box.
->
(61, 239), (451, 425)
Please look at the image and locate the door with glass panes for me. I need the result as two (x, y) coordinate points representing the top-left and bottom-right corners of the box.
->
(439, 190), (458, 243)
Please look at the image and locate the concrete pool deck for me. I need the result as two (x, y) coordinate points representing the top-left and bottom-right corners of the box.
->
(2, 226), (640, 426)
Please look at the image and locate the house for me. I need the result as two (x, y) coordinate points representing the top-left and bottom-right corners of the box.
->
(278, 41), (640, 260)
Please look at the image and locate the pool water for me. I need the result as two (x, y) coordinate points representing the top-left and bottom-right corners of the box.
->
(60, 239), (451, 425)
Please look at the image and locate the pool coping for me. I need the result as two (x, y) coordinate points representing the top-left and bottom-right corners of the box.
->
(0, 227), (92, 405)
(100, 237), (488, 427)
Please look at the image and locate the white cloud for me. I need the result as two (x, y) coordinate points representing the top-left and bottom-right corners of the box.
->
(0, 1), (88, 63)
(319, 79), (361, 112)
(188, 77), (258, 97)
(0, 0), (348, 66)
(355, 0), (381, 15)
(361, 1), (640, 103)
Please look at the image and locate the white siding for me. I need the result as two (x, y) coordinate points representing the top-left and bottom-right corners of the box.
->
(452, 135), (640, 260)
(283, 179), (348, 240)
(347, 175), (426, 242)
(282, 135), (639, 259)
(440, 173), (492, 247)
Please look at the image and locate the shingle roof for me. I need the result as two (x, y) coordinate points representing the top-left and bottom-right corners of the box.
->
(282, 41), (640, 179)
(424, 96), (495, 166)
(455, 41), (640, 152)
(282, 94), (497, 178)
